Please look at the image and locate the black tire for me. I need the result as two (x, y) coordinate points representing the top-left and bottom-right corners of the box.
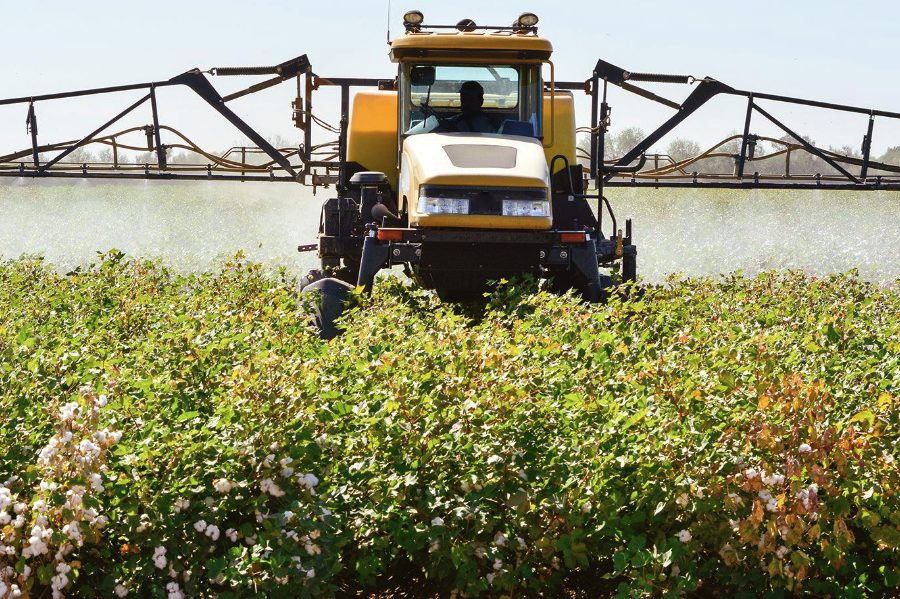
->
(583, 274), (614, 303)
(299, 269), (328, 292)
(299, 277), (354, 340)
(622, 254), (637, 285)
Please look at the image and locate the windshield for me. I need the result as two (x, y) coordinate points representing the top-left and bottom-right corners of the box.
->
(401, 63), (542, 137)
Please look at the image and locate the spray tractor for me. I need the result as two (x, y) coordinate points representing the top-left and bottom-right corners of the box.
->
(2, 11), (900, 333)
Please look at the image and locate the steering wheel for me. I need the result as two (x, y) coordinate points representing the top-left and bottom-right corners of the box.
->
(420, 102), (461, 133)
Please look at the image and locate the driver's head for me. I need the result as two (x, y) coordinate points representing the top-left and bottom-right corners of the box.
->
(459, 81), (484, 116)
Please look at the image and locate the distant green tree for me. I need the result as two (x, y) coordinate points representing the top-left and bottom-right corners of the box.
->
(66, 147), (95, 164)
(606, 126), (646, 161)
(878, 145), (900, 166)
(665, 138), (702, 164)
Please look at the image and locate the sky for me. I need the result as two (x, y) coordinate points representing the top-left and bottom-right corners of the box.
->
(2, 0), (900, 160)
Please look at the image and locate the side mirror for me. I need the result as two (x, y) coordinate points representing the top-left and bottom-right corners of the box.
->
(410, 66), (436, 87)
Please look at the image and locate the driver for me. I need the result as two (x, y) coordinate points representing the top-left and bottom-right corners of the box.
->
(446, 81), (494, 133)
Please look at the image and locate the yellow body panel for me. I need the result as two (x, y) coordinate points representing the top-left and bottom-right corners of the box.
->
(401, 134), (553, 230)
(346, 90), (399, 187)
(543, 90), (577, 173)
(390, 32), (552, 61)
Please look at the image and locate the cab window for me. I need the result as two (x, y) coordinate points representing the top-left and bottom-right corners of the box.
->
(401, 63), (542, 137)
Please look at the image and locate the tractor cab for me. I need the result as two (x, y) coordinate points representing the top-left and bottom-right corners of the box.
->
(386, 13), (558, 231)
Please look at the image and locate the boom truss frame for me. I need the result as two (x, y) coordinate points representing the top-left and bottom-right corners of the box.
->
(2, 55), (900, 192)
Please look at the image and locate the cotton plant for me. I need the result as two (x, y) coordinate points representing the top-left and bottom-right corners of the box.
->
(0, 387), (118, 598)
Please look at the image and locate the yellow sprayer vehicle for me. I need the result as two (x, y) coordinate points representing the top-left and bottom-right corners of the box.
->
(3, 11), (900, 336)
(318, 11), (636, 314)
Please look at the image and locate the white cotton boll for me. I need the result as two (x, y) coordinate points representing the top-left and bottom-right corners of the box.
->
(245, 534), (257, 546)
(173, 498), (189, 513)
(261, 478), (285, 497)
(10, 584), (22, 598)
(281, 467), (294, 478)
(110, 431), (122, 444)
(94, 515), (108, 529)
(678, 529), (692, 543)
(280, 457), (293, 467)
(205, 525), (220, 541)
(494, 532), (507, 547)
(98, 395), (108, 407)
(431, 517), (444, 527)
(487, 455), (502, 465)
(61, 431), (73, 443)
(63, 521), (82, 542)
(166, 582), (184, 599)
(766, 499), (779, 512)
(429, 540), (440, 553)
(306, 568), (316, 579)
(675, 493), (689, 507)
(136, 514), (150, 533)
(90, 473), (104, 491)
(798, 443), (812, 454)
(728, 493), (743, 505)
(493, 559), (502, 571)
(214, 479), (233, 494)
(0, 582), (7, 597)
(744, 468), (758, 479)
(297, 473), (319, 492)
(79, 439), (101, 457)
(775, 545), (788, 559)
(762, 472), (785, 486)
(486, 573), (495, 584)
(114, 584), (129, 597)
(474, 546), (487, 559)
(153, 546), (167, 569)
(0, 512), (9, 525)
(283, 511), (294, 520)
(226, 528), (238, 542)
(758, 490), (773, 502)
(194, 520), (208, 532)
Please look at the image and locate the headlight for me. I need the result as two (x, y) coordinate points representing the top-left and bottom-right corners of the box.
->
(502, 199), (550, 217)
(418, 195), (470, 215)
(417, 185), (549, 216)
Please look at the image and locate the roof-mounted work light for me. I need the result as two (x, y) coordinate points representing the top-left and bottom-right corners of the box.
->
(403, 10), (424, 31)
(456, 18), (477, 32)
(514, 12), (539, 28)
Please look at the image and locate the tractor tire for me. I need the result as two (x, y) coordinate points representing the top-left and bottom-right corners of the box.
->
(622, 253), (637, 285)
(583, 274), (615, 303)
(299, 269), (328, 292)
(299, 277), (354, 340)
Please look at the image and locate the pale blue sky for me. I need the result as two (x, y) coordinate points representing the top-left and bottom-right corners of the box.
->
(3, 0), (899, 157)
